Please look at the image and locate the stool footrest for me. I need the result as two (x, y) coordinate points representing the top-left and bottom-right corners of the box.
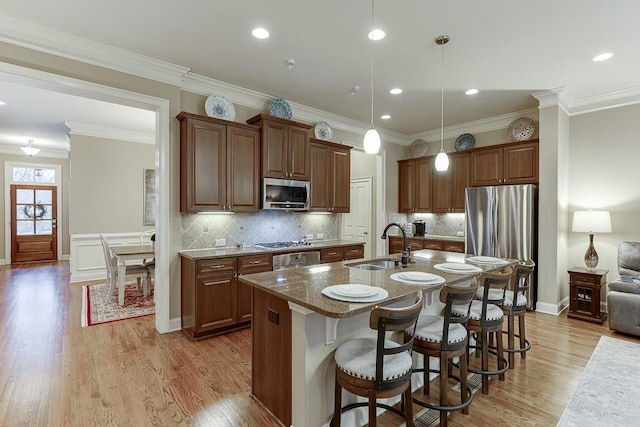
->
(331, 401), (407, 426)
(410, 366), (474, 413)
(502, 331), (531, 354)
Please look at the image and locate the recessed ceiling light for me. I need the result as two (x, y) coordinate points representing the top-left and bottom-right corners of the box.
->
(465, 89), (479, 95)
(252, 28), (270, 39)
(368, 29), (385, 41)
(593, 52), (613, 62)
(389, 88), (402, 95)
(381, 114), (391, 120)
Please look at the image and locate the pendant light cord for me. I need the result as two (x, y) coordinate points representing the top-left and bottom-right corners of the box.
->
(440, 39), (445, 151)
(370, 0), (375, 128)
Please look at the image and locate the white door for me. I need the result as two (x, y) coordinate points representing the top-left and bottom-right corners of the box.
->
(343, 178), (373, 258)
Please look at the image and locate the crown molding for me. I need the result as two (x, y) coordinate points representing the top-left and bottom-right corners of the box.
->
(0, 14), (190, 86)
(566, 86), (640, 116)
(0, 143), (68, 159)
(181, 72), (409, 146)
(66, 121), (155, 144)
(407, 108), (539, 144)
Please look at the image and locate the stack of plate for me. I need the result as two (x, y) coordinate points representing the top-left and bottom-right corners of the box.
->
(390, 271), (445, 285)
(434, 262), (483, 274)
(466, 256), (509, 265)
(322, 284), (388, 302)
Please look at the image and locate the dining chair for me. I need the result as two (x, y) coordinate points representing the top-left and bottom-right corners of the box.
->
(99, 234), (149, 301)
(332, 292), (423, 427)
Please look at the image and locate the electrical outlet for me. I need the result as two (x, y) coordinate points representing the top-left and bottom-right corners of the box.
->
(305, 233), (314, 240)
(215, 238), (226, 247)
(268, 308), (280, 325)
(317, 233), (324, 240)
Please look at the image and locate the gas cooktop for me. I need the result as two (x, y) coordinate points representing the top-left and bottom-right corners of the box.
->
(254, 241), (312, 249)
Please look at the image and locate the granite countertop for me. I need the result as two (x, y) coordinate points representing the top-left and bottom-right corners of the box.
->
(387, 234), (465, 242)
(178, 239), (363, 260)
(239, 249), (515, 319)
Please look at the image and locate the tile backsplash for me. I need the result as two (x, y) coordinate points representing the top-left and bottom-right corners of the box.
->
(181, 211), (341, 249)
(388, 213), (465, 236)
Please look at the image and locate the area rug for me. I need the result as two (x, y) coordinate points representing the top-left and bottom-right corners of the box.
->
(81, 282), (154, 327)
(557, 336), (640, 426)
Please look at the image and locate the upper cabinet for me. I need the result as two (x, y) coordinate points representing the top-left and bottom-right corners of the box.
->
(471, 140), (538, 187)
(309, 139), (352, 213)
(246, 114), (312, 180)
(398, 157), (434, 213)
(178, 112), (261, 213)
(433, 153), (470, 213)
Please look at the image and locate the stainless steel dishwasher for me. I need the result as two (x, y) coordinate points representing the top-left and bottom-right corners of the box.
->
(272, 251), (321, 270)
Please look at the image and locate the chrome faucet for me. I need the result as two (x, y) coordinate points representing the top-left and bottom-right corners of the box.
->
(381, 222), (409, 267)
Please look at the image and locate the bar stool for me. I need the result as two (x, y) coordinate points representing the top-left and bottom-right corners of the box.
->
(406, 280), (479, 427)
(332, 292), (423, 427)
(458, 267), (512, 394)
(502, 260), (535, 368)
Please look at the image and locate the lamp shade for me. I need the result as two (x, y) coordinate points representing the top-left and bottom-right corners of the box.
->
(363, 127), (381, 154)
(434, 150), (449, 171)
(572, 211), (612, 233)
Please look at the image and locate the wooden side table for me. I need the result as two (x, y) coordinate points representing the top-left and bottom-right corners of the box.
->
(567, 267), (608, 324)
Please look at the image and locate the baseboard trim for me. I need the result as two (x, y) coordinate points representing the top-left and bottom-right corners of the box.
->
(169, 317), (182, 332)
(536, 297), (569, 316)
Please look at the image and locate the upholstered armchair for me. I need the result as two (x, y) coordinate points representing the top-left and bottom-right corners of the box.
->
(607, 241), (640, 336)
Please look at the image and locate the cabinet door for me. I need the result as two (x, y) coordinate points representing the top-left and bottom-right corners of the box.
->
(195, 258), (237, 334)
(288, 125), (310, 180)
(237, 254), (273, 323)
(262, 120), (288, 178)
(180, 117), (226, 212)
(451, 154), (470, 212)
(415, 157), (433, 212)
(433, 168), (452, 213)
(331, 146), (351, 213)
(320, 247), (345, 263)
(503, 142), (538, 184)
(309, 142), (331, 212)
(398, 161), (416, 213)
(471, 147), (503, 186)
(228, 126), (260, 212)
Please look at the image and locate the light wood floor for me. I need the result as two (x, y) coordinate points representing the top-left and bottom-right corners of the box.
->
(1, 261), (638, 426)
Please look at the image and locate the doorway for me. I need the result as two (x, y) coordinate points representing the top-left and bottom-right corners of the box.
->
(10, 184), (57, 263)
(343, 177), (373, 259)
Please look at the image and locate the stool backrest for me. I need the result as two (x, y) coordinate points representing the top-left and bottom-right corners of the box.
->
(478, 267), (513, 327)
(511, 260), (535, 313)
(441, 279), (479, 351)
(369, 291), (423, 390)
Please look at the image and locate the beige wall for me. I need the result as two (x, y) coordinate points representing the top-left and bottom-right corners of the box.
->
(0, 154), (70, 261)
(69, 135), (155, 234)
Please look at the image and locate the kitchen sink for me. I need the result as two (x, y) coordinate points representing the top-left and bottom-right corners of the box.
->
(345, 259), (397, 270)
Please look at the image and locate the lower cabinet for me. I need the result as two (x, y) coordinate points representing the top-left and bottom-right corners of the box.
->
(181, 253), (272, 339)
(388, 236), (465, 254)
(320, 244), (365, 263)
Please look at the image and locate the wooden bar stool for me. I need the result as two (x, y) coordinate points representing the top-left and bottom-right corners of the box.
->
(459, 267), (512, 394)
(406, 280), (479, 427)
(502, 260), (535, 368)
(332, 292), (423, 427)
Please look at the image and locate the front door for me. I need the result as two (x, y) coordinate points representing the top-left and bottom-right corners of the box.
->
(10, 185), (57, 263)
(343, 178), (373, 258)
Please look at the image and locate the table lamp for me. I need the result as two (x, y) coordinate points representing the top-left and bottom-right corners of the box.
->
(572, 210), (612, 271)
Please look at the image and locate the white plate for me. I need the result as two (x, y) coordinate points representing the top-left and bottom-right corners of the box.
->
(322, 286), (388, 303)
(390, 272), (445, 285)
(331, 284), (377, 297)
(205, 95), (236, 121)
(439, 262), (476, 271)
(398, 271), (438, 281)
(466, 256), (509, 265)
(314, 121), (333, 141)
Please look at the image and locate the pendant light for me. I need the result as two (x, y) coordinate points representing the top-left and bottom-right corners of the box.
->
(21, 139), (40, 157)
(434, 35), (450, 171)
(363, 0), (381, 154)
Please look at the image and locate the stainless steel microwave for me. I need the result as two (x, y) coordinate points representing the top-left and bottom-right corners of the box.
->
(262, 178), (309, 211)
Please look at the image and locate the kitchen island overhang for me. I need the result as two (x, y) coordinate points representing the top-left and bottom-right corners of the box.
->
(239, 250), (516, 427)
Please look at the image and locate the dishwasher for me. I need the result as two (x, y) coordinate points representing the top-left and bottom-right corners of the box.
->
(272, 251), (321, 270)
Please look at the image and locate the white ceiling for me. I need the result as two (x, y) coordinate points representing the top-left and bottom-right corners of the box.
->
(0, 0), (639, 152)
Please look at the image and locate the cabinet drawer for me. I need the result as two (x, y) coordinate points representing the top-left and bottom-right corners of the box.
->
(423, 240), (444, 250)
(407, 238), (424, 251)
(238, 254), (273, 273)
(571, 273), (599, 286)
(344, 245), (364, 260)
(321, 247), (344, 263)
(443, 241), (465, 253)
(196, 257), (237, 276)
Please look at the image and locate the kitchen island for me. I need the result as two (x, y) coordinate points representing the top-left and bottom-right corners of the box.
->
(239, 249), (516, 427)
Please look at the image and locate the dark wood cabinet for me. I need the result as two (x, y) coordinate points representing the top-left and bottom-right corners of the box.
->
(471, 140), (538, 187)
(389, 236), (464, 254)
(181, 253), (272, 339)
(398, 157), (433, 213)
(343, 244), (365, 260)
(433, 153), (470, 213)
(309, 139), (352, 213)
(568, 267), (608, 324)
(178, 112), (260, 213)
(247, 113), (312, 180)
(320, 244), (365, 263)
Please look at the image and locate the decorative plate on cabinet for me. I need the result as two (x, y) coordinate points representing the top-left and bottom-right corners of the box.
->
(409, 139), (429, 157)
(204, 95), (236, 121)
(314, 121), (333, 141)
(454, 133), (475, 151)
(269, 97), (293, 119)
(508, 117), (536, 141)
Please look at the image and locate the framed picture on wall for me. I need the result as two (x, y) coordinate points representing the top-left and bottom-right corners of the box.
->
(143, 168), (156, 226)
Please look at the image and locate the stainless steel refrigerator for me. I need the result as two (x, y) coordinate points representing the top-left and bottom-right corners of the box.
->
(465, 184), (537, 308)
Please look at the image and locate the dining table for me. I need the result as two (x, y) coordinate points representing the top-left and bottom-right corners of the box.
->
(110, 243), (155, 306)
